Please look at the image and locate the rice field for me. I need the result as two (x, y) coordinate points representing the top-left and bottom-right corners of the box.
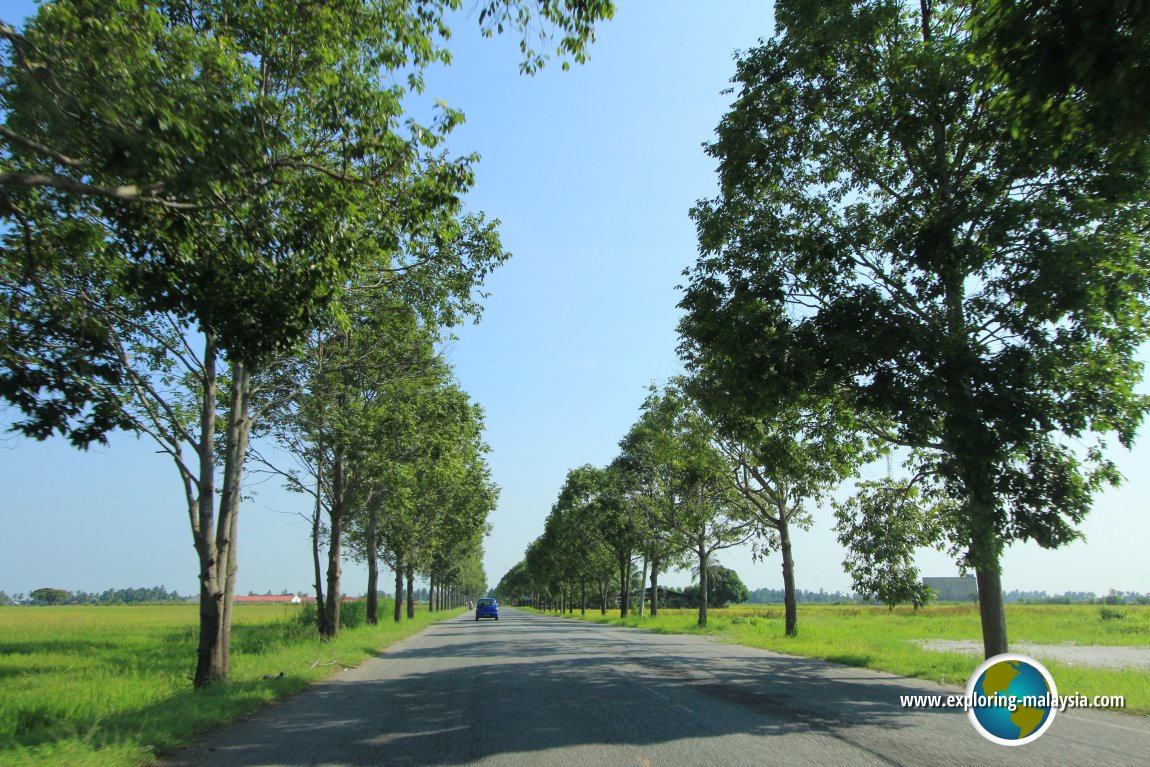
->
(546, 603), (1150, 715)
(0, 602), (458, 767)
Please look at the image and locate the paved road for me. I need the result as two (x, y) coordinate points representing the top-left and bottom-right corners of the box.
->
(163, 608), (1150, 766)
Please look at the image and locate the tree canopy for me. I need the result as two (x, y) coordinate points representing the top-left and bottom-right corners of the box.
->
(679, 0), (1150, 657)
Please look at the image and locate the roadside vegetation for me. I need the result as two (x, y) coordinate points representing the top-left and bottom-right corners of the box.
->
(1, 0), (612, 689)
(498, 0), (1150, 665)
(532, 603), (1150, 715)
(0, 603), (461, 767)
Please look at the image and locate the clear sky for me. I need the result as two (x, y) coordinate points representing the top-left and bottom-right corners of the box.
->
(2, 1), (1148, 600)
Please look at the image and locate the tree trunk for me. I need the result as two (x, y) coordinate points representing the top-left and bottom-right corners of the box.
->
(366, 508), (379, 625)
(638, 556), (648, 617)
(618, 554), (631, 617)
(323, 446), (345, 638)
(393, 556), (404, 622)
(650, 555), (660, 618)
(976, 565), (1008, 657)
(195, 356), (252, 686)
(599, 581), (607, 614)
(697, 544), (709, 628)
(580, 580), (586, 615)
(192, 335), (220, 688)
(429, 573), (436, 612)
(779, 516), (798, 637)
(311, 459), (327, 635)
(406, 566), (415, 619)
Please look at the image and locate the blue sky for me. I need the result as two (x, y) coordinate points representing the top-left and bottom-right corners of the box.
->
(3, 1), (1148, 600)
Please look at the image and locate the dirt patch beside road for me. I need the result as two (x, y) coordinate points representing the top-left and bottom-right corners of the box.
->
(914, 639), (1150, 669)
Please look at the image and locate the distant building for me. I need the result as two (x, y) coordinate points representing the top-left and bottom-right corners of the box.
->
(923, 575), (978, 602)
(233, 594), (359, 604)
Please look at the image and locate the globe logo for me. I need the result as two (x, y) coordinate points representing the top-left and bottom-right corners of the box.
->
(966, 653), (1058, 745)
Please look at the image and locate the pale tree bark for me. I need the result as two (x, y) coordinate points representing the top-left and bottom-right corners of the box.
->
(192, 335), (220, 687)
(311, 457), (328, 634)
(195, 356), (253, 686)
(618, 554), (631, 617)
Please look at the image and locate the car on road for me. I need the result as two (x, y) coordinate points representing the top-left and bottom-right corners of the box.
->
(475, 598), (499, 621)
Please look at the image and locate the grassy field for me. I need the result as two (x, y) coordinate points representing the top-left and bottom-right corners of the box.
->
(0, 602), (459, 767)
(538, 603), (1150, 715)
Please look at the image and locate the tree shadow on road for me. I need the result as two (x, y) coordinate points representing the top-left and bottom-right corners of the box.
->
(158, 609), (998, 766)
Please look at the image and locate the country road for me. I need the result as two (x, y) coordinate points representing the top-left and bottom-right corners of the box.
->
(163, 608), (1150, 766)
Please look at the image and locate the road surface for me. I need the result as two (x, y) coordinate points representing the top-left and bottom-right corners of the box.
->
(163, 607), (1150, 766)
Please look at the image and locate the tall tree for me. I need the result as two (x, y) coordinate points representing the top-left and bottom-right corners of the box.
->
(621, 383), (754, 627)
(1, 0), (602, 685)
(679, 0), (1150, 657)
(702, 394), (874, 637)
(554, 464), (644, 617)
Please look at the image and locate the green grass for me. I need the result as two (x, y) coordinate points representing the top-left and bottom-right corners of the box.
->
(0, 602), (460, 767)
(538, 603), (1150, 715)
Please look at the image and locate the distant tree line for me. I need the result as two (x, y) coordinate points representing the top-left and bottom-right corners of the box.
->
(0, 586), (188, 605)
(747, 588), (858, 605)
(1004, 589), (1150, 606)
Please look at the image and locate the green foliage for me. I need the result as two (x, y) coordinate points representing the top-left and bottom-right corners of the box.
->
(678, 0), (1150, 623)
(1099, 606), (1127, 622)
(706, 565), (749, 608)
(683, 565), (749, 609)
(970, 0), (1150, 164)
(834, 475), (954, 608)
(0, 0), (596, 445)
(295, 599), (377, 630)
(477, 0), (616, 74)
(28, 588), (70, 606)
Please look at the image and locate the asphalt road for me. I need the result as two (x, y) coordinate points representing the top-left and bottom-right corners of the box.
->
(163, 607), (1150, 766)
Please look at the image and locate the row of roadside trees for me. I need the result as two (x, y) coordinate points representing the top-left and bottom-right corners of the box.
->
(496, 376), (866, 635)
(0, 0), (614, 687)
(502, 0), (1150, 661)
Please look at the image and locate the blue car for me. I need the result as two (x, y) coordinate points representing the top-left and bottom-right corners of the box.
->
(475, 597), (499, 621)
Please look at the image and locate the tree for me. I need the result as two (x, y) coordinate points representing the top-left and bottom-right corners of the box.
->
(700, 392), (874, 636)
(620, 382), (755, 627)
(554, 464), (644, 617)
(679, 0), (1150, 658)
(833, 471), (951, 608)
(1, 0), (606, 686)
(684, 564), (748, 608)
(29, 587), (70, 605)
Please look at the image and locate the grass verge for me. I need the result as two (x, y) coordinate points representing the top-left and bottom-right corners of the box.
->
(0, 602), (461, 767)
(531, 603), (1150, 715)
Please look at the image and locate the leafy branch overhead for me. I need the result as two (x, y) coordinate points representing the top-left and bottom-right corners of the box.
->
(678, 0), (1150, 658)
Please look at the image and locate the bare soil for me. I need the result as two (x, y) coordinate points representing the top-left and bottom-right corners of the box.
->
(914, 639), (1150, 669)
